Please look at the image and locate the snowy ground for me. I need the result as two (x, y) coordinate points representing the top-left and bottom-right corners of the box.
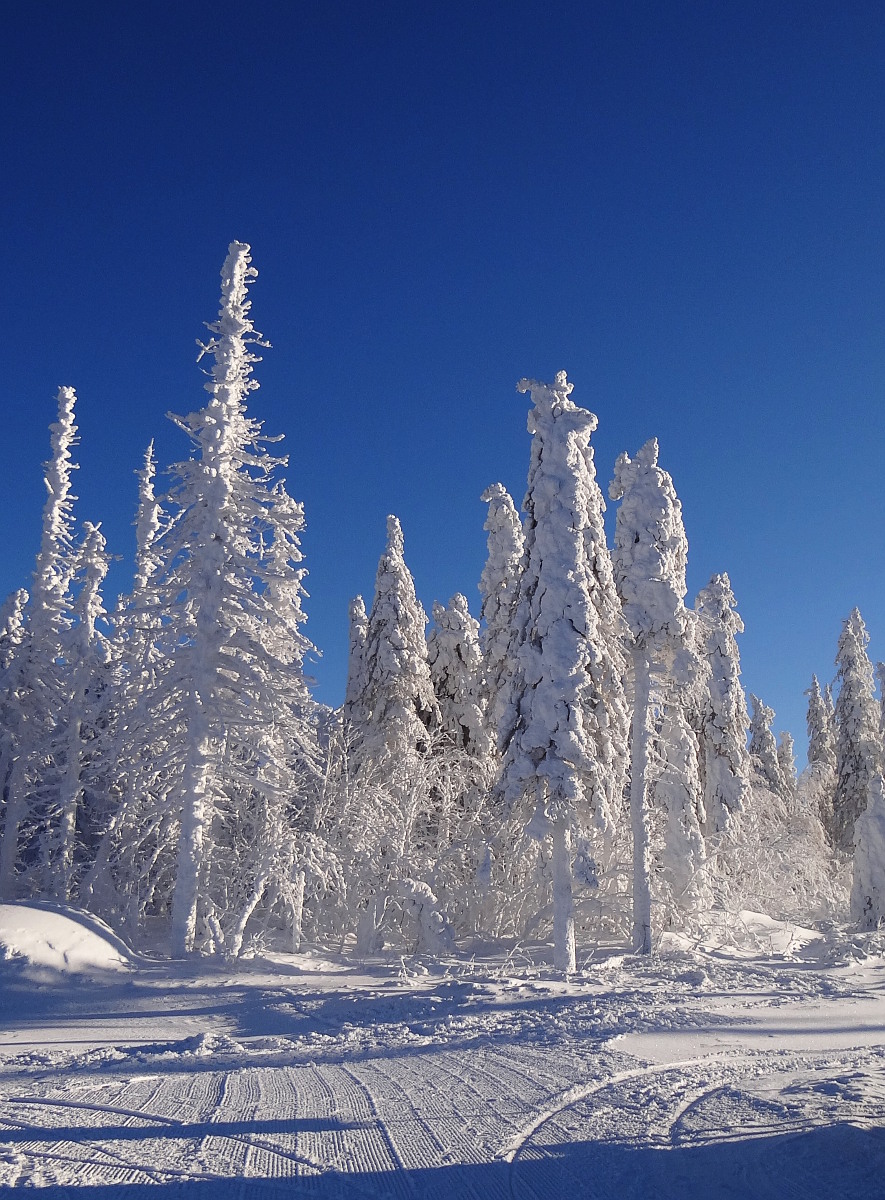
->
(1, 905), (884, 1197)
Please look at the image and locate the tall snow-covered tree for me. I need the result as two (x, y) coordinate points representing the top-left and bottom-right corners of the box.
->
(610, 437), (699, 954)
(500, 372), (629, 973)
(833, 609), (883, 852)
(851, 773), (885, 929)
(777, 731), (799, 809)
(99, 243), (320, 957)
(655, 699), (711, 921)
(693, 573), (751, 839)
(807, 674), (837, 772)
(803, 673), (838, 843)
(360, 515), (439, 752)
(427, 594), (491, 757)
(748, 694), (787, 798)
(478, 483), (524, 742)
(0, 387), (81, 899)
(342, 595), (369, 726)
(47, 521), (110, 900)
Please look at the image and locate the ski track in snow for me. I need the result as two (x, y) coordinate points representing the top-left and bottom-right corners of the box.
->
(1, 931), (885, 1195)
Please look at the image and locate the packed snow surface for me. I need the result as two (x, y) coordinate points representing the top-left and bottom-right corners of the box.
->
(1, 907), (884, 1196)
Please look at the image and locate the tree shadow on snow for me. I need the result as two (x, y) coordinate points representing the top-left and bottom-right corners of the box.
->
(14, 1123), (885, 1199)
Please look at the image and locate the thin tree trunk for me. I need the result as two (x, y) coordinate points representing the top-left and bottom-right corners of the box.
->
(291, 869), (306, 953)
(551, 814), (576, 973)
(630, 645), (653, 955)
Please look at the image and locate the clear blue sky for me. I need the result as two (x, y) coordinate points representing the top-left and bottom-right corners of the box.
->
(3, 1), (884, 759)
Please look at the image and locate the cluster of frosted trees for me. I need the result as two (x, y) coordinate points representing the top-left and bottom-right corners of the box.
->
(0, 245), (882, 965)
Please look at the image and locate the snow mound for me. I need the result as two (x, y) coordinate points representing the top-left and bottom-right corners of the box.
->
(0, 903), (133, 975)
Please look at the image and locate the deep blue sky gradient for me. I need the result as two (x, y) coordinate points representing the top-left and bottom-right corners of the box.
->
(3, 2), (884, 757)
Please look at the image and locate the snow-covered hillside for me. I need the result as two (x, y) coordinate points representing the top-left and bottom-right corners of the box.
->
(1, 904), (884, 1196)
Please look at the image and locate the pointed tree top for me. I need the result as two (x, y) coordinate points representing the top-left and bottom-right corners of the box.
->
(385, 514), (404, 556)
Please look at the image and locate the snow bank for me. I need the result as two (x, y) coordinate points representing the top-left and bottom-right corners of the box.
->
(0, 903), (133, 975)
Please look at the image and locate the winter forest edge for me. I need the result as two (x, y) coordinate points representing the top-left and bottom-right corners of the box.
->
(2, 242), (883, 974)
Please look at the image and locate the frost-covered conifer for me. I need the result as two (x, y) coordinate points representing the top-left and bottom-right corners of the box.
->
(0, 590), (28, 859)
(693, 574), (750, 838)
(748, 695), (787, 798)
(833, 609), (883, 852)
(427, 594), (491, 757)
(777, 732), (799, 809)
(655, 700), (711, 920)
(610, 437), (695, 954)
(0, 388), (81, 899)
(876, 663), (885, 741)
(360, 516), (439, 751)
(100, 244), (319, 957)
(342, 595), (369, 725)
(802, 674), (838, 843)
(48, 521), (110, 899)
(807, 675), (837, 771)
(478, 483), (524, 741)
(851, 774), (885, 929)
(500, 372), (629, 972)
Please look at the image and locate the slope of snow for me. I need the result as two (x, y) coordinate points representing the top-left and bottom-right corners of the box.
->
(0, 906), (884, 1195)
(0, 903), (133, 976)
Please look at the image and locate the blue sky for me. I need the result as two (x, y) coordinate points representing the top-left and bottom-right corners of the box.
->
(3, 1), (884, 757)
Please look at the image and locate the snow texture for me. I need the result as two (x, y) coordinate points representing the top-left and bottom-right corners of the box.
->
(1, 903), (885, 1197)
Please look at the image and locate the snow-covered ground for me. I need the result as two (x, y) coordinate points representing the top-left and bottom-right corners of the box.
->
(1, 905), (884, 1196)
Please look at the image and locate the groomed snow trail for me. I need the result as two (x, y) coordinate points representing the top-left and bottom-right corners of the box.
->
(2, 922), (885, 1196)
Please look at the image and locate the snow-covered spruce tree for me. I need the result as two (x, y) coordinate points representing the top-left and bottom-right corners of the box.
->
(802, 674), (838, 840)
(339, 516), (444, 952)
(777, 732), (799, 810)
(478, 483), (524, 742)
(654, 696), (711, 924)
(500, 372), (629, 973)
(45, 521), (110, 900)
(102, 243), (320, 957)
(876, 662), (885, 743)
(0, 589), (28, 830)
(851, 773), (885, 929)
(610, 437), (704, 954)
(748, 694), (788, 800)
(807, 675), (837, 772)
(341, 595), (369, 727)
(0, 388), (81, 899)
(693, 574), (750, 840)
(833, 609), (883, 853)
(427, 594), (492, 757)
(82, 443), (172, 923)
(359, 515), (439, 751)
